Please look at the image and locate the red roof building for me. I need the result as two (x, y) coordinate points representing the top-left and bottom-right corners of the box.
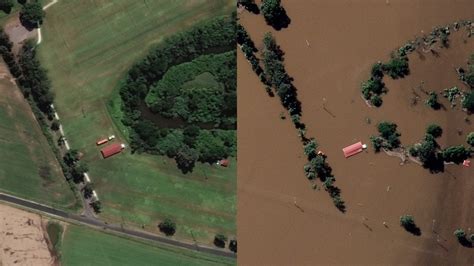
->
(101, 143), (124, 158)
(342, 141), (364, 158)
(219, 159), (230, 167)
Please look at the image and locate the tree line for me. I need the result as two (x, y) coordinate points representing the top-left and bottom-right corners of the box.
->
(0, 28), (95, 211)
(238, 26), (345, 212)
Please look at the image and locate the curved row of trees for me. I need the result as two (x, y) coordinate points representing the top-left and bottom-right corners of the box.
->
(119, 15), (236, 172)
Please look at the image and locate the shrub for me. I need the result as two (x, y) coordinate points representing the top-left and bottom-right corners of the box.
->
(90, 200), (101, 213)
(229, 239), (237, 253)
(462, 91), (474, 112)
(466, 132), (474, 146)
(425, 92), (440, 110)
(370, 94), (382, 107)
(400, 215), (420, 235)
(213, 233), (227, 248)
(158, 218), (176, 236)
(454, 229), (466, 240)
(426, 124), (442, 138)
(50, 120), (60, 131)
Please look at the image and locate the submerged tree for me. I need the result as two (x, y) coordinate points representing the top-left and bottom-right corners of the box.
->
(260, 0), (290, 30)
(425, 91), (440, 110)
(400, 215), (421, 235)
(467, 132), (474, 146)
(426, 124), (443, 138)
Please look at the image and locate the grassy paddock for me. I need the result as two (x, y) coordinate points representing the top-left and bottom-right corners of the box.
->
(37, 0), (235, 242)
(0, 76), (76, 209)
(60, 224), (235, 266)
(46, 221), (63, 256)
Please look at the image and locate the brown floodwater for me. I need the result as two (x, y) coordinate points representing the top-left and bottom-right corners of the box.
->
(238, 1), (474, 264)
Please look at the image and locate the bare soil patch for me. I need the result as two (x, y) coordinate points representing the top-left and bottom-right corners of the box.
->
(0, 204), (54, 266)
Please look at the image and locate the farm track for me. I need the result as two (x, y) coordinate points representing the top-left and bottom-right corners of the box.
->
(0, 193), (236, 259)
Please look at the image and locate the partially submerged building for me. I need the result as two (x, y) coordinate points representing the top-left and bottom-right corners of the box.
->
(342, 141), (366, 158)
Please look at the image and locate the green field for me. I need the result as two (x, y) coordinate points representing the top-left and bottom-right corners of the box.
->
(61, 225), (235, 266)
(0, 77), (76, 209)
(37, 0), (235, 242)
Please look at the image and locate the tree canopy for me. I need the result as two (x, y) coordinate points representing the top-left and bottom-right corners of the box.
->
(260, 0), (290, 30)
(0, 0), (14, 14)
(19, 1), (44, 29)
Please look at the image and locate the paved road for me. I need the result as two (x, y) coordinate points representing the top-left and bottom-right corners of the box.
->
(0, 193), (236, 259)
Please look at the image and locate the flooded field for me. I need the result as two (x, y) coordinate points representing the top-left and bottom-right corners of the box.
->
(238, 0), (474, 264)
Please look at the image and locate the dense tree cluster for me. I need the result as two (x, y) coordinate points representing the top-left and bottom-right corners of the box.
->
(361, 52), (410, 107)
(119, 16), (236, 172)
(19, 1), (44, 29)
(409, 125), (471, 172)
(145, 51), (235, 126)
(260, 0), (290, 30)
(370, 121), (401, 152)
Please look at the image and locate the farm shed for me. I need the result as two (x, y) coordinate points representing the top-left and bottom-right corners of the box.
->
(101, 143), (125, 158)
(342, 141), (364, 158)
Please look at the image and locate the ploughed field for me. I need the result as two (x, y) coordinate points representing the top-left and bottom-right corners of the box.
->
(0, 63), (76, 209)
(37, 0), (235, 242)
(238, 0), (474, 264)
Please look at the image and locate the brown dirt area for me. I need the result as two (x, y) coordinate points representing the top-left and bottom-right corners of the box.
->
(0, 204), (54, 266)
(238, 0), (474, 264)
(4, 15), (37, 55)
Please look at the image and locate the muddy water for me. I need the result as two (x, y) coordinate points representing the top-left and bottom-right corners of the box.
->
(238, 1), (474, 264)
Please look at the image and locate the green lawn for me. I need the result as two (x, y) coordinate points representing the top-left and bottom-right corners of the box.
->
(0, 78), (76, 209)
(61, 225), (235, 266)
(37, 0), (235, 242)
